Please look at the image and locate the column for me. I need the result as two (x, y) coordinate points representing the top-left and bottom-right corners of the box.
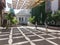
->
(0, 10), (2, 26)
(58, 0), (60, 10)
(0, 16), (1, 26)
(45, 0), (51, 12)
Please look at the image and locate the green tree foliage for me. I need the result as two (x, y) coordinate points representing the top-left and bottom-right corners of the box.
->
(5, 8), (18, 25)
(45, 10), (60, 25)
(28, 16), (35, 24)
(40, 1), (45, 24)
(52, 11), (60, 21)
(46, 11), (53, 22)
(30, 1), (45, 25)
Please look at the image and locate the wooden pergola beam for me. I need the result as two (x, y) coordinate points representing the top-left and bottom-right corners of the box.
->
(31, 0), (44, 8)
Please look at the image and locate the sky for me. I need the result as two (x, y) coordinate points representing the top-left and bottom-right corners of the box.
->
(5, 0), (12, 11)
(5, 0), (20, 14)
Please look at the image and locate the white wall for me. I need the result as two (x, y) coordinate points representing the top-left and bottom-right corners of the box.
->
(51, 0), (58, 13)
(16, 9), (31, 24)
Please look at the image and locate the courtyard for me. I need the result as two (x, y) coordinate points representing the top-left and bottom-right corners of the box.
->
(0, 0), (60, 45)
(0, 26), (60, 45)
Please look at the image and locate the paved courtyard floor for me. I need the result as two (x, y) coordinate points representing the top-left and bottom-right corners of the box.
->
(0, 26), (60, 45)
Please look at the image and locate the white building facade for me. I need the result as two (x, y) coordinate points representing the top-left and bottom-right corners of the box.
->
(46, 0), (59, 13)
(51, 0), (58, 13)
(16, 9), (31, 25)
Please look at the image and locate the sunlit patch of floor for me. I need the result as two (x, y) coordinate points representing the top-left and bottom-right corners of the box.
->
(0, 26), (60, 45)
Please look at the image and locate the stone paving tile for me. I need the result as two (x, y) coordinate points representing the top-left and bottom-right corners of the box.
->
(36, 29), (45, 32)
(34, 40), (53, 45)
(41, 35), (53, 38)
(0, 33), (9, 35)
(52, 34), (60, 37)
(0, 32), (10, 39)
(58, 33), (60, 35)
(13, 28), (60, 45)
(0, 29), (10, 45)
(28, 36), (42, 40)
(35, 32), (44, 35)
(13, 28), (20, 34)
(0, 27), (60, 45)
(13, 33), (21, 35)
(0, 30), (10, 35)
(30, 30), (39, 32)
(50, 33), (57, 35)
(0, 35), (9, 38)
(20, 28), (30, 33)
(49, 38), (60, 45)
(27, 28), (39, 32)
(13, 37), (27, 43)
(0, 31), (10, 34)
(25, 33), (34, 36)
(46, 32), (52, 34)
(0, 39), (8, 45)
(21, 42), (31, 45)
(13, 34), (23, 37)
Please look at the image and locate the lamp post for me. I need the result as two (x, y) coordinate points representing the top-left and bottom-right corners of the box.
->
(35, 22), (37, 30)
(44, 16), (48, 33)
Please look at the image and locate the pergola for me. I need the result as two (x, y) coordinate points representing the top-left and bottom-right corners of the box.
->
(7, 0), (44, 9)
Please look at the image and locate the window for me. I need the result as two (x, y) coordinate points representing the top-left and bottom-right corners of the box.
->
(22, 17), (23, 22)
(19, 17), (21, 21)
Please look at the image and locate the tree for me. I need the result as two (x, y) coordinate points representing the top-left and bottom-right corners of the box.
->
(30, 1), (45, 25)
(46, 11), (53, 24)
(52, 10), (60, 25)
(5, 8), (18, 28)
(46, 10), (60, 25)
(28, 16), (35, 24)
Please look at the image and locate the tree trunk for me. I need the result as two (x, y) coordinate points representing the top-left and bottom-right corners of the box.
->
(0, 10), (2, 26)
